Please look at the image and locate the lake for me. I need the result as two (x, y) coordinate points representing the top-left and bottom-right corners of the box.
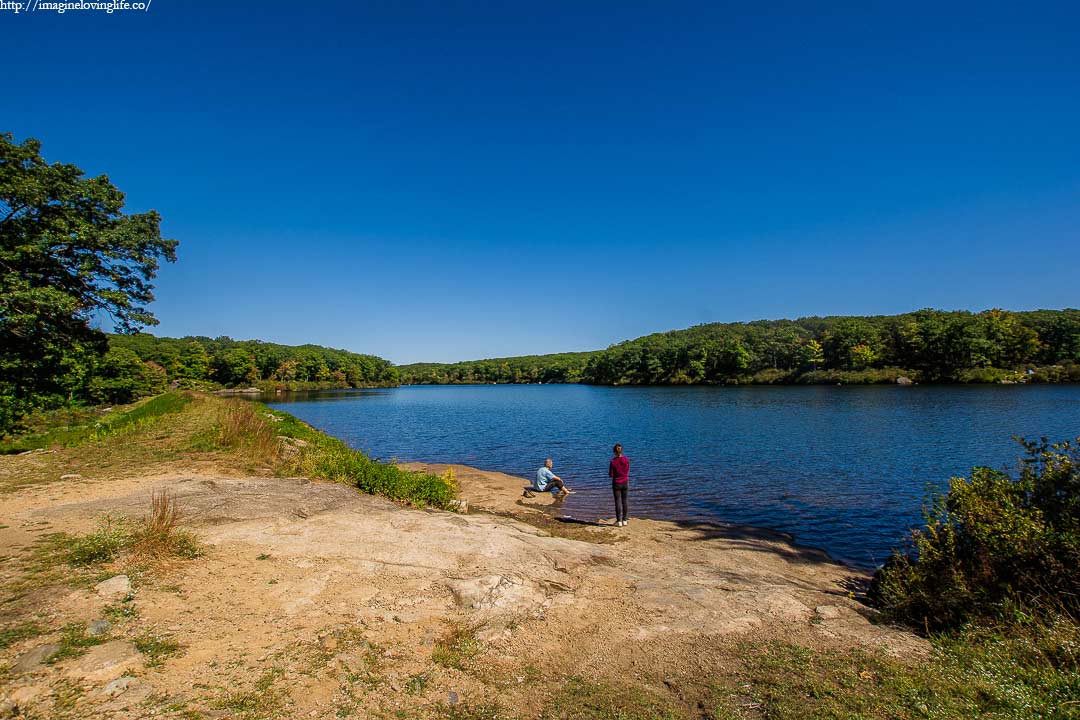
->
(264, 384), (1080, 568)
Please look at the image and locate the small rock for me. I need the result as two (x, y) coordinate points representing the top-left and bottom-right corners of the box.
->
(318, 634), (338, 652)
(87, 619), (112, 637)
(103, 676), (137, 698)
(448, 499), (469, 514)
(95, 575), (132, 601)
(60, 473), (82, 480)
(11, 644), (61, 673)
(447, 691), (460, 706)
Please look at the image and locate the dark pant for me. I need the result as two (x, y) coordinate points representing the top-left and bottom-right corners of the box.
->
(612, 483), (628, 522)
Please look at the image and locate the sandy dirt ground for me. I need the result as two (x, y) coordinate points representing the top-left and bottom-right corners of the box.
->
(1, 452), (926, 719)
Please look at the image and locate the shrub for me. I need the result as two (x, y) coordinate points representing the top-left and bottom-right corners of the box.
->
(954, 366), (1022, 383)
(870, 437), (1080, 631)
(266, 404), (457, 509)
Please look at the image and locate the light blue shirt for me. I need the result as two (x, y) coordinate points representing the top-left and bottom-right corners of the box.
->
(535, 466), (556, 491)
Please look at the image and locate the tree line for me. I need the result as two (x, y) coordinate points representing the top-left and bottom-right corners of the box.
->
(108, 334), (398, 393)
(399, 308), (1080, 386)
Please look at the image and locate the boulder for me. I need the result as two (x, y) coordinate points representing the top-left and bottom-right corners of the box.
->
(896, 376), (913, 385)
(86, 619), (112, 637)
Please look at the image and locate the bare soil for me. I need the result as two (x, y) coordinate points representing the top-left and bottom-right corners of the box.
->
(0, 436), (926, 719)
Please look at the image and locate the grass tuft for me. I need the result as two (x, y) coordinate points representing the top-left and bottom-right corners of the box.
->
(432, 624), (482, 670)
(128, 489), (202, 562)
(47, 622), (107, 663)
(215, 401), (280, 461)
(133, 630), (182, 667)
(215, 667), (286, 718)
(0, 621), (45, 649)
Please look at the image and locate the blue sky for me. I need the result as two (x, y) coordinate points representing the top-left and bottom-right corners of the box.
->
(4, 1), (1078, 363)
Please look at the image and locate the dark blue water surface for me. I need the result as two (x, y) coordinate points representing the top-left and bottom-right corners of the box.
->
(265, 384), (1080, 568)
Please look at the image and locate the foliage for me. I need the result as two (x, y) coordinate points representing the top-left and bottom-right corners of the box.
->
(870, 437), (1080, 631)
(200, 399), (459, 509)
(400, 351), (593, 385)
(400, 308), (1080, 387)
(0, 132), (177, 432)
(64, 515), (132, 565)
(85, 347), (168, 404)
(109, 332), (399, 390)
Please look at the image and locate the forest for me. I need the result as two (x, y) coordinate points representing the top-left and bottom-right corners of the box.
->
(106, 334), (399, 395)
(398, 308), (1080, 386)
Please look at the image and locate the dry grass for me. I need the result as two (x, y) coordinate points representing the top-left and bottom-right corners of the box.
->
(128, 489), (202, 562)
(216, 401), (279, 463)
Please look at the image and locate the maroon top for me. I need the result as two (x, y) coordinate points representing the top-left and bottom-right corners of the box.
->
(609, 455), (630, 484)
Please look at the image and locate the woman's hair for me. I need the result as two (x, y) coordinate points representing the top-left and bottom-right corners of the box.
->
(613, 443), (623, 455)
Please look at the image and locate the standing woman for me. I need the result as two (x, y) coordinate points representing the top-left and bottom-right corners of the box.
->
(609, 443), (630, 527)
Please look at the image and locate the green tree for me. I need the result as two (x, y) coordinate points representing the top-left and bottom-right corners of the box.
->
(794, 339), (824, 371)
(214, 349), (259, 386)
(0, 133), (177, 431)
(86, 347), (167, 404)
(178, 340), (211, 379)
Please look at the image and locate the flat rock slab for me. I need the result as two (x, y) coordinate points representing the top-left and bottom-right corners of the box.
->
(11, 644), (60, 674)
(94, 575), (132, 601)
(62, 640), (141, 682)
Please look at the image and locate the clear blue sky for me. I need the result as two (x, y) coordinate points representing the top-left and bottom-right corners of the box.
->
(4, 1), (1078, 363)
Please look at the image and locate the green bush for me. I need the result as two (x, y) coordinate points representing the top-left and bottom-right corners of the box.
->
(1028, 363), (1080, 383)
(86, 347), (168, 405)
(264, 404), (457, 509)
(954, 366), (1022, 383)
(870, 437), (1080, 631)
(796, 366), (912, 385)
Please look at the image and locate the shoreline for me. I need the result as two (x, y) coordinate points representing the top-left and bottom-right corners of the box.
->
(0, 393), (933, 719)
(396, 459), (862, 572)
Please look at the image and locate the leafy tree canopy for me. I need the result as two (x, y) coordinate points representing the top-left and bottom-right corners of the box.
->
(0, 132), (177, 430)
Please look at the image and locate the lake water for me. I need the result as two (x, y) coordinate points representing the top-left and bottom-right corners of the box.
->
(264, 384), (1080, 568)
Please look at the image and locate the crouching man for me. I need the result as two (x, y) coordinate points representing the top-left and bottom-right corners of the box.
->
(524, 458), (570, 498)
